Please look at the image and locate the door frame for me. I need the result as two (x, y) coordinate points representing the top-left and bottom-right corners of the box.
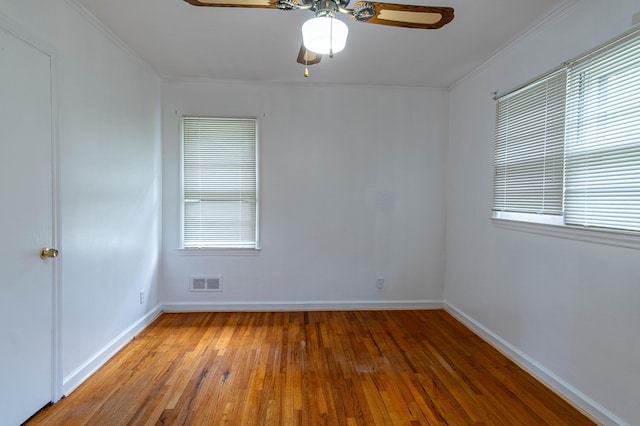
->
(0, 11), (63, 404)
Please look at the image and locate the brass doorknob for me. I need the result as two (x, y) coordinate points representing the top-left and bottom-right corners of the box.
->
(40, 247), (59, 260)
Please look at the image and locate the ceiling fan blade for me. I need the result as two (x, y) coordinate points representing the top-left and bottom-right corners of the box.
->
(350, 3), (454, 29)
(296, 44), (322, 66)
(183, 0), (283, 9)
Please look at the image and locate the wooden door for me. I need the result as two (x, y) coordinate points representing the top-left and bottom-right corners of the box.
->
(0, 25), (57, 425)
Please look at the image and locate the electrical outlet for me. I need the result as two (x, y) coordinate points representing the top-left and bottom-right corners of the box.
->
(376, 277), (385, 289)
(139, 290), (145, 305)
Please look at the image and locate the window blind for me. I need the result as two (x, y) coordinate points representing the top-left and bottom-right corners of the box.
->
(565, 31), (640, 231)
(182, 117), (258, 248)
(493, 70), (566, 215)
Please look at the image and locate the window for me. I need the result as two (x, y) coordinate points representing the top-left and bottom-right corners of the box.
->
(181, 117), (259, 249)
(493, 69), (566, 218)
(493, 28), (640, 234)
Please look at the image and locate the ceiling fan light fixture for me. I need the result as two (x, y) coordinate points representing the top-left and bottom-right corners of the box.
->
(302, 17), (348, 55)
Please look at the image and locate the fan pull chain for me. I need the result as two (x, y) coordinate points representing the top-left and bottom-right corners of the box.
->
(329, 17), (334, 58)
(304, 51), (309, 77)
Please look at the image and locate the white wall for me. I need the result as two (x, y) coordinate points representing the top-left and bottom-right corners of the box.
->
(446, 1), (640, 424)
(162, 80), (448, 308)
(0, 0), (162, 393)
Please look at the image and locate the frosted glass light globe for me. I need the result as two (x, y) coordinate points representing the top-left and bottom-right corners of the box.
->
(302, 17), (348, 55)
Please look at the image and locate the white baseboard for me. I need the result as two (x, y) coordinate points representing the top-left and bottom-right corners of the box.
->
(162, 299), (444, 312)
(444, 303), (626, 426)
(63, 304), (163, 395)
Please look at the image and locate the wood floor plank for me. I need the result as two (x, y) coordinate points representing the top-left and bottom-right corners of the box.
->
(27, 310), (595, 425)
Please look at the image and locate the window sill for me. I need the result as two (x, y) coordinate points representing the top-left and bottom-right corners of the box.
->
(491, 216), (640, 250)
(178, 248), (261, 256)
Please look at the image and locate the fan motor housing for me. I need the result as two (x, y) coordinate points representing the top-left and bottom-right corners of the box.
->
(313, 0), (339, 17)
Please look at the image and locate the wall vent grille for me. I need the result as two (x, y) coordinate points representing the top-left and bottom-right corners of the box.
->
(190, 276), (222, 292)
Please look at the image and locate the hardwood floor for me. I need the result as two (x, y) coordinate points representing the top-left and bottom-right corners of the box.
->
(27, 310), (595, 425)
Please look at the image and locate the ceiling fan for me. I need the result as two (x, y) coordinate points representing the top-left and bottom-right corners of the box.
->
(183, 0), (454, 76)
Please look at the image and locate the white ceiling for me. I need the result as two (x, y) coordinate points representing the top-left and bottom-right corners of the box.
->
(73, 0), (569, 87)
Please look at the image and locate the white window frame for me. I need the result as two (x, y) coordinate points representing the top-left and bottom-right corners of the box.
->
(491, 27), (640, 250)
(179, 116), (260, 254)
